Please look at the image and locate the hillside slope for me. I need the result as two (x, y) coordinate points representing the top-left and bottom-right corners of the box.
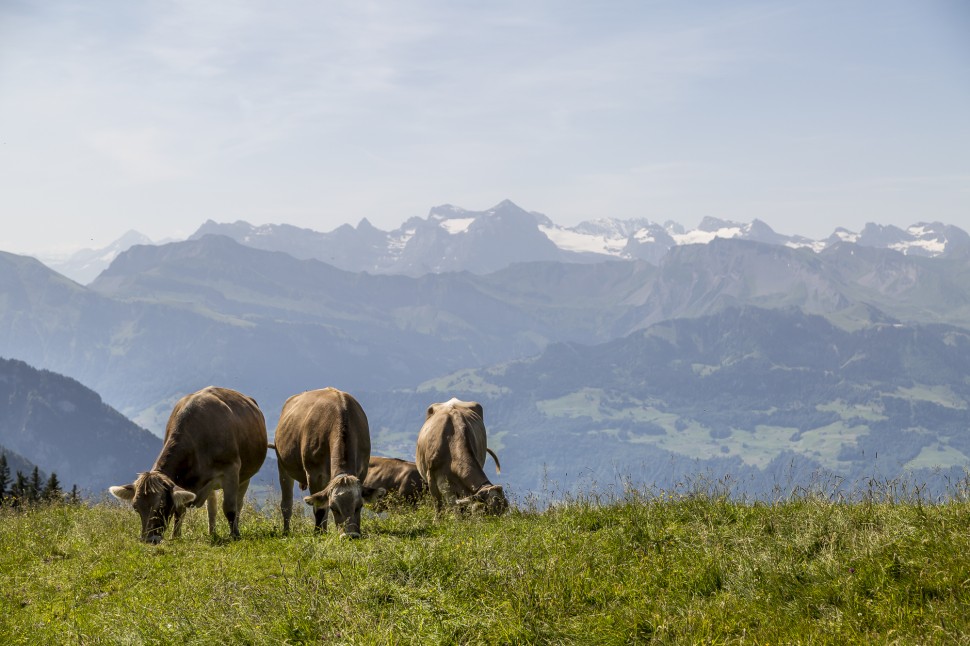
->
(0, 357), (160, 492)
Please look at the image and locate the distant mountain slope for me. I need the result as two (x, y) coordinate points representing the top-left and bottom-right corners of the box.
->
(0, 357), (160, 493)
(86, 236), (627, 417)
(39, 230), (155, 285)
(0, 444), (43, 481)
(615, 238), (970, 333)
(841, 222), (970, 257)
(390, 306), (970, 496)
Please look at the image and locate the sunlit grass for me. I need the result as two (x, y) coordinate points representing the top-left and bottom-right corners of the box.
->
(1, 479), (969, 644)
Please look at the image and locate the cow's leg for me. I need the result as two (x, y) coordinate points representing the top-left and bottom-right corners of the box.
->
(427, 474), (445, 513)
(234, 479), (251, 537)
(222, 472), (242, 539)
(206, 491), (218, 535)
(236, 478), (251, 516)
(308, 472), (329, 532)
(279, 469), (295, 534)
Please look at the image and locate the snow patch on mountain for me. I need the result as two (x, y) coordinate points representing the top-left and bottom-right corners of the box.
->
(632, 229), (652, 242)
(672, 225), (743, 246)
(440, 218), (475, 234)
(538, 225), (626, 255)
(893, 238), (946, 255)
(785, 239), (828, 253)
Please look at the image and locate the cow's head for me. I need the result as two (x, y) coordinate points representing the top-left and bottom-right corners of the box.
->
(109, 471), (196, 544)
(304, 474), (385, 538)
(456, 484), (508, 515)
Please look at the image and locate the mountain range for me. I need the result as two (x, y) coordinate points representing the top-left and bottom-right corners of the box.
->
(7, 232), (970, 427)
(4, 201), (970, 498)
(39, 200), (970, 284)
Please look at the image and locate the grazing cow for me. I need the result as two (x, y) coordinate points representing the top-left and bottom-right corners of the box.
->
(364, 456), (427, 508)
(109, 386), (267, 544)
(273, 388), (384, 537)
(415, 397), (507, 514)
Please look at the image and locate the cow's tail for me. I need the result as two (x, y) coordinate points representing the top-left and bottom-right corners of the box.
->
(486, 447), (502, 474)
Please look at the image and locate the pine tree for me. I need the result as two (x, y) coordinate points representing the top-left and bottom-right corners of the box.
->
(29, 466), (42, 503)
(42, 472), (62, 503)
(11, 471), (28, 507)
(68, 484), (80, 505)
(0, 454), (9, 506)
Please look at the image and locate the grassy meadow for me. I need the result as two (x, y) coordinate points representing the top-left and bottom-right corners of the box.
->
(2, 480), (970, 645)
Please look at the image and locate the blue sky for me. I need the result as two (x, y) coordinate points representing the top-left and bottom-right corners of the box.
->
(1, 0), (967, 254)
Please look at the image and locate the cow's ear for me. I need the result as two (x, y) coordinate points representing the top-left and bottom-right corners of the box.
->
(304, 492), (328, 508)
(471, 402), (484, 420)
(362, 486), (386, 504)
(425, 404), (438, 420)
(109, 484), (136, 502)
(172, 487), (196, 507)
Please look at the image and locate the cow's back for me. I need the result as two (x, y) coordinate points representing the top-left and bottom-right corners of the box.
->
(366, 457), (425, 501)
(274, 388), (370, 484)
(415, 399), (487, 484)
(155, 386), (267, 486)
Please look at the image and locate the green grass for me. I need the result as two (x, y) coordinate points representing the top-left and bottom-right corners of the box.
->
(2, 483), (970, 645)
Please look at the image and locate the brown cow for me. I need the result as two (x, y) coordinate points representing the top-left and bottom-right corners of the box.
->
(273, 388), (384, 537)
(364, 456), (427, 508)
(109, 386), (267, 544)
(415, 397), (507, 514)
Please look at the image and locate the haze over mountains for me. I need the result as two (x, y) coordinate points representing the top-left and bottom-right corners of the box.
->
(4, 200), (970, 498)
